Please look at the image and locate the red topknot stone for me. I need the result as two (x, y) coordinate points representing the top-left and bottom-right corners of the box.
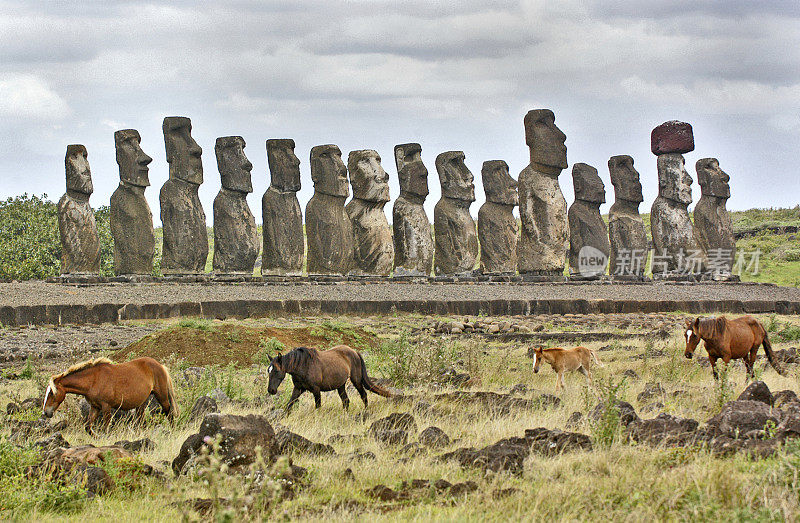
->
(651, 120), (694, 155)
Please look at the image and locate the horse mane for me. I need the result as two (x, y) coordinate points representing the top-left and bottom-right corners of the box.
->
(541, 347), (566, 352)
(280, 347), (318, 372)
(53, 357), (114, 380)
(698, 316), (726, 339)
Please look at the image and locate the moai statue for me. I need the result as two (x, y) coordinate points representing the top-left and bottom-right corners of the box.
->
(212, 136), (259, 274)
(693, 158), (735, 278)
(305, 145), (353, 275)
(58, 145), (100, 275)
(433, 151), (478, 276)
(568, 163), (610, 278)
(478, 160), (518, 274)
(346, 150), (393, 276)
(650, 121), (704, 275)
(261, 139), (303, 275)
(110, 130), (155, 275)
(517, 109), (568, 279)
(392, 143), (433, 277)
(607, 155), (648, 278)
(159, 116), (208, 274)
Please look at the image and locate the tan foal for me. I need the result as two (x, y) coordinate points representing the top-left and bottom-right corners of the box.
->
(532, 346), (602, 391)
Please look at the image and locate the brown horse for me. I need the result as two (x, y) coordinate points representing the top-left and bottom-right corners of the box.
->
(684, 315), (782, 380)
(43, 357), (178, 434)
(532, 346), (602, 391)
(267, 345), (391, 412)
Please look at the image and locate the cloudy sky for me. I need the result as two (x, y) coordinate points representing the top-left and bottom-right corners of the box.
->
(1, 0), (798, 223)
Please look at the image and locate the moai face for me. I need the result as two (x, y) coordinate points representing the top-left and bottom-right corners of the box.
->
(163, 116), (203, 185)
(395, 143), (429, 198)
(608, 155), (643, 203)
(696, 158), (730, 199)
(266, 139), (301, 192)
(348, 149), (390, 202)
(436, 151), (475, 202)
(215, 136), (253, 194)
(572, 163), (605, 204)
(524, 109), (568, 174)
(482, 160), (518, 205)
(310, 144), (349, 197)
(65, 144), (93, 195)
(657, 154), (693, 205)
(115, 129), (152, 187)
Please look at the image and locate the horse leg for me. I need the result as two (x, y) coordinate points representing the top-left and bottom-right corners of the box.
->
(312, 388), (322, 409)
(100, 404), (113, 432)
(709, 356), (719, 380)
(354, 381), (368, 408)
(337, 386), (350, 410)
(85, 406), (100, 435)
(578, 366), (591, 386)
(286, 387), (304, 413)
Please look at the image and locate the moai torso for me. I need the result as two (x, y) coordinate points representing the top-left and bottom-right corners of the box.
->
(110, 129), (155, 275)
(607, 155), (648, 277)
(346, 150), (393, 276)
(517, 109), (568, 276)
(693, 158), (735, 275)
(433, 151), (478, 275)
(212, 136), (259, 274)
(262, 139), (303, 275)
(392, 143), (433, 277)
(568, 163), (609, 277)
(58, 145), (100, 275)
(478, 160), (518, 274)
(305, 145), (353, 275)
(159, 117), (208, 274)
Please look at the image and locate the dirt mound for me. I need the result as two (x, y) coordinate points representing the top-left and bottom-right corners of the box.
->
(111, 321), (378, 367)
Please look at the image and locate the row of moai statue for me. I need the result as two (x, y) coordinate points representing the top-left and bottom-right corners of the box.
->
(57, 114), (735, 279)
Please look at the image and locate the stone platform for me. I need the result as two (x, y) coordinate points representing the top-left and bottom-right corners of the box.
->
(0, 280), (798, 327)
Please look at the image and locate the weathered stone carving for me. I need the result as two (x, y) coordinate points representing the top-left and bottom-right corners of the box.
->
(261, 139), (303, 275)
(392, 143), (433, 277)
(517, 109), (568, 278)
(694, 158), (735, 277)
(305, 145), (353, 275)
(58, 144), (100, 275)
(433, 151), (477, 275)
(110, 130), (154, 275)
(568, 163), (609, 278)
(650, 153), (704, 274)
(478, 160), (518, 274)
(607, 155), (648, 277)
(159, 116), (208, 274)
(212, 136), (259, 274)
(346, 150), (393, 276)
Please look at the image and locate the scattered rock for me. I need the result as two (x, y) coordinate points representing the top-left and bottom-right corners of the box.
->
(208, 388), (231, 406)
(589, 401), (639, 427)
(566, 411), (583, 429)
(636, 382), (665, 403)
(365, 484), (398, 502)
(621, 369), (639, 381)
(449, 480), (478, 496)
(189, 396), (218, 422)
(627, 413), (699, 446)
(706, 400), (779, 439)
(525, 427), (593, 456)
(419, 426), (451, 449)
(368, 412), (418, 446)
(34, 432), (71, 451)
(508, 383), (528, 395)
(114, 438), (155, 453)
(343, 467), (355, 481)
(441, 368), (471, 386)
(774, 390), (800, 409)
(493, 487), (520, 499)
(10, 419), (67, 442)
(275, 430), (335, 455)
(736, 381), (773, 406)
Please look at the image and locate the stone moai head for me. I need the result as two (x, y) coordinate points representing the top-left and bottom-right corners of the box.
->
(65, 144), (93, 195)
(395, 143), (429, 198)
(482, 160), (518, 206)
(115, 129), (152, 187)
(215, 136), (253, 194)
(310, 144), (349, 197)
(348, 149), (390, 202)
(163, 116), (203, 185)
(608, 155), (643, 203)
(572, 163), (605, 204)
(657, 154), (693, 205)
(524, 109), (568, 174)
(436, 151), (475, 202)
(266, 139), (301, 192)
(696, 158), (730, 199)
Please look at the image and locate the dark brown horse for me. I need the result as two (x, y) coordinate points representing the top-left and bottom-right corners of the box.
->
(43, 357), (178, 434)
(267, 345), (391, 411)
(684, 315), (782, 380)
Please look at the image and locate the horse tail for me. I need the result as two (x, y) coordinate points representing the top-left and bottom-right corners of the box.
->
(163, 364), (180, 420)
(356, 352), (392, 397)
(760, 328), (784, 376)
(589, 349), (604, 367)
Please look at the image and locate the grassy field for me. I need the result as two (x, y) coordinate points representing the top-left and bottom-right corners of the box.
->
(2, 313), (800, 520)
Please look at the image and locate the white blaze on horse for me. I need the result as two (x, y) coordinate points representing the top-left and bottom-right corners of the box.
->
(43, 357), (179, 434)
(532, 346), (603, 391)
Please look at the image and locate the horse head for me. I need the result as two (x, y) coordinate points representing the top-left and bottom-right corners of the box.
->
(267, 355), (286, 395)
(532, 347), (544, 373)
(42, 376), (66, 418)
(685, 317), (726, 359)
